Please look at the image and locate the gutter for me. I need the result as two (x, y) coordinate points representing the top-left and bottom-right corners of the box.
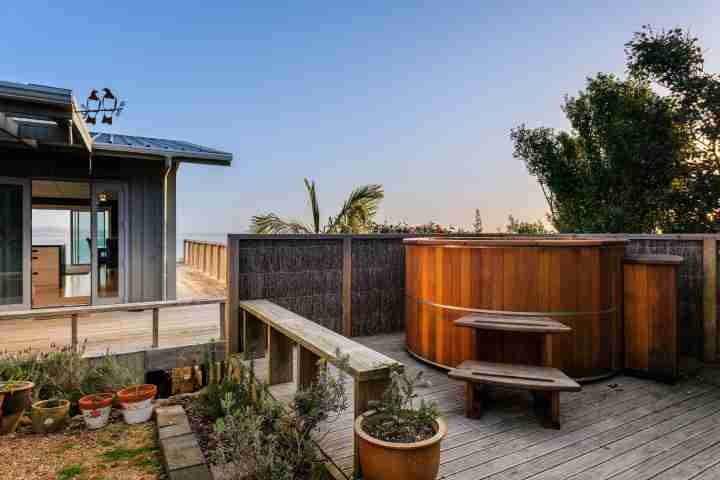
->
(162, 156), (173, 301)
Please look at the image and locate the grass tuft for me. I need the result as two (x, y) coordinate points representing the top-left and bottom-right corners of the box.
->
(58, 464), (84, 480)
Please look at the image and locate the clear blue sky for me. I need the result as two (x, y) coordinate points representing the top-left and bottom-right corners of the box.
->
(4, 2), (719, 233)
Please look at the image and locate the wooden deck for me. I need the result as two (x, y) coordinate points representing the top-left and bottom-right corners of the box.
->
(1, 263), (226, 356)
(258, 333), (720, 480)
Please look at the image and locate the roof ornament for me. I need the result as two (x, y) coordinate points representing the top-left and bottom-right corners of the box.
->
(79, 88), (126, 125)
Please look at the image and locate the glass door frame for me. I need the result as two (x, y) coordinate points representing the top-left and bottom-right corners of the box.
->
(91, 181), (127, 305)
(0, 177), (31, 311)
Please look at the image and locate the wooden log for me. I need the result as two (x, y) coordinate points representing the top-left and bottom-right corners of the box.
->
(268, 327), (294, 385)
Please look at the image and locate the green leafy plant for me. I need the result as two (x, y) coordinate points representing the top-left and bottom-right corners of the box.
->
(251, 178), (384, 234)
(364, 365), (440, 443)
(212, 351), (349, 480)
(0, 343), (134, 406)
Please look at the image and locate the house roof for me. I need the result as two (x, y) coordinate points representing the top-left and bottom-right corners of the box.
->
(91, 132), (233, 166)
(0, 80), (232, 165)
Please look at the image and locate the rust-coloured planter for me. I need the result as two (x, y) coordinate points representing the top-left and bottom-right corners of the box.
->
(354, 411), (447, 480)
(0, 381), (34, 435)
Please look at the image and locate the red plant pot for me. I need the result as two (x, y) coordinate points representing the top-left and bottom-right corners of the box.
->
(117, 385), (157, 404)
(79, 393), (114, 411)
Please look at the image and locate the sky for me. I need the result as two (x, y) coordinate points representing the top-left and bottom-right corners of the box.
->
(3, 2), (720, 234)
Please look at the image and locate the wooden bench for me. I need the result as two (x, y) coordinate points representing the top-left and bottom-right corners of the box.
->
(238, 299), (403, 473)
(451, 314), (579, 428)
(449, 360), (580, 429)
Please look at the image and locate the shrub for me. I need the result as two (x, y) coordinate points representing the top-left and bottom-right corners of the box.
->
(0, 342), (134, 405)
(364, 365), (440, 443)
(212, 351), (349, 480)
(206, 359), (256, 420)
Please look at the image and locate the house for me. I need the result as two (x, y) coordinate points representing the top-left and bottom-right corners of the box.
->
(0, 81), (232, 310)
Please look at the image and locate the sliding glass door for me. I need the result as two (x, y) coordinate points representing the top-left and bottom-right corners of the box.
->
(91, 182), (126, 305)
(0, 177), (30, 310)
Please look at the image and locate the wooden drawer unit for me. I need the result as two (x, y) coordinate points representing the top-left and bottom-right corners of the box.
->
(32, 246), (62, 289)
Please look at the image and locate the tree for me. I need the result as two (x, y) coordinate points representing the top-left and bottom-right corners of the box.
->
(626, 26), (720, 232)
(250, 179), (384, 234)
(511, 72), (687, 233)
(504, 214), (548, 235)
(473, 209), (483, 233)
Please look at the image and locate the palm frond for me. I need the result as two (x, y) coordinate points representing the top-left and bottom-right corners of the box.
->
(304, 178), (321, 234)
(250, 213), (312, 234)
(327, 184), (384, 233)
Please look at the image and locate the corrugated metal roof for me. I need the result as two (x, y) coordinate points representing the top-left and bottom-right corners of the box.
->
(91, 132), (232, 165)
(0, 81), (72, 106)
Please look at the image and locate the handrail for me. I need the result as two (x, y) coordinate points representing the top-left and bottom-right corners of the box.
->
(184, 239), (227, 283)
(0, 297), (227, 351)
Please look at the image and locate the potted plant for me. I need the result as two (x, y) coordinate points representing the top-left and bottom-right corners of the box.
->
(79, 393), (114, 430)
(0, 381), (34, 435)
(354, 366), (447, 480)
(117, 384), (157, 424)
(31, 398), (70, 434)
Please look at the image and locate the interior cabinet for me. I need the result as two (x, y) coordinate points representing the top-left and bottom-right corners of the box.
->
(32, 246), (63, 290)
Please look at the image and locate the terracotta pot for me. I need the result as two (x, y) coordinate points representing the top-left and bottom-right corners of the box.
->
(117, 385), (157, 404)
(354, 411), (447, 480)
(1, 381), (34, 435)
(117, 385), (157, 425)
(31, 399), (70, 434)
(79, 393), (114, 430)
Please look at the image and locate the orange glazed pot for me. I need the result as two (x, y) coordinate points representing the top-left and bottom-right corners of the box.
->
(354, 411), (447, 480)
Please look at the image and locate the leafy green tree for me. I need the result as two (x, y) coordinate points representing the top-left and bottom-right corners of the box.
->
(251, 179), (384, 234)
(626, 26), (720, 232)
(504, 214), (548, 235)
(511, 73), (686, 233)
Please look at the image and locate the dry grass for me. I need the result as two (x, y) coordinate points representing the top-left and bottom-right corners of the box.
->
(0, 413), (164, 480)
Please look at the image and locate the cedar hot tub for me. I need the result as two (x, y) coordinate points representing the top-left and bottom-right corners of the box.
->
(404, 237), (628, 381)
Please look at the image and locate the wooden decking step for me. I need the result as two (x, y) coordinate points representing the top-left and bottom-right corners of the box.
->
(454, 313), (571, 333)
(448, 360), (581, 429)
(449, 360), (580, 391)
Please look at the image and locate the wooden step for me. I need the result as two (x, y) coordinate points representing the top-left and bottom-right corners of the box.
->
(448, 360), (581, 392)
(454, 313), (571, 333)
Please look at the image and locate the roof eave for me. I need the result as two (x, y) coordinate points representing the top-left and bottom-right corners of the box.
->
(92, 142), (232, 166)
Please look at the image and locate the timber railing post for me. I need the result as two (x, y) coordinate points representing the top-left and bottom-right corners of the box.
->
(152, 308), (160, 348)
(704, 237), (718, 362)
(71, 314), (78, 351)
(219, 300), (226, 342)
(342, 236), (352, 337)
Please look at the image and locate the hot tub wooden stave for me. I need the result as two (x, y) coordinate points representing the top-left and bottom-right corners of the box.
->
(404, 238), (627, 380)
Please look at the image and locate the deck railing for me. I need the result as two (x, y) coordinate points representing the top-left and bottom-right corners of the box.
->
(184, 239), (227, 284)
(0, 298), (226, 351)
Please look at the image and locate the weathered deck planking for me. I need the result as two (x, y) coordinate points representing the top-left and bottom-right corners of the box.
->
(253, 333), (720, 480)
(0, 263), (226, 356)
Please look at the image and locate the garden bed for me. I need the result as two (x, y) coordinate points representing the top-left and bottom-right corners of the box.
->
(0, 412), (164, 480)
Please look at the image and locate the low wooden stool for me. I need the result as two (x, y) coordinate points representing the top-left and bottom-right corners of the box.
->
(449, 360), (581, 429)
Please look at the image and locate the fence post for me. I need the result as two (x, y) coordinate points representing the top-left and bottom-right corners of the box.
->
(152, 308), (159, 348)
(703, 238), (718, 362)
(71, 314), (78, 351)
(219, 301), (226, 341)
(342, 237), (352, 337)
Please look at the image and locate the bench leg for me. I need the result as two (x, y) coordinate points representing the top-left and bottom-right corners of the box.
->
(465, 383), (484, 419)
(242, 311), (266, 360)
(354, 376), (392, 477)
(533, 391), (560, 429)
(268, 327), (293, 385)
(296, 345), (322, 391)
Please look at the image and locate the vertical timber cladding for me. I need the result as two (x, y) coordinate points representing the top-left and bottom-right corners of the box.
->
(623, 237), (706, 358)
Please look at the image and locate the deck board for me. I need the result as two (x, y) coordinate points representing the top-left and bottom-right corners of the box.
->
(0, 263), (226, 356)
(255, 332), (720, 480)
